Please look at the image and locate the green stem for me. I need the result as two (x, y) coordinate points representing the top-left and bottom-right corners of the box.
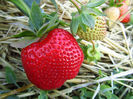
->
(75, 0), (83, 5)
(69, 0), (81, 13)
(91, 40), (95, 52)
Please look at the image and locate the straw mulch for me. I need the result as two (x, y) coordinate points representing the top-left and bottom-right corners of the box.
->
(0, 0), (133, 98)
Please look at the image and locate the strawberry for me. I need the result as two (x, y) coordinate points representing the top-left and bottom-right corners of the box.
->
(104, 7), (120, 26)
(115, 0), (130, 5)
(119, 2), (130, 23)
(21, 28), (84, 90)
(77, 16), (107, 41)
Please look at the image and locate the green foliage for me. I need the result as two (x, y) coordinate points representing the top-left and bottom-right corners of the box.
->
(70, 0), (106, 34)
(38, 90), (48, 99)
(5, 95), (19, 99)
(81, 12), (95, 29)
(70, 13), (80, 34)
(109, 0), (124, 7)
(100, 84), (118, 99)
(50, 0), (58, 11)
(13, 30), (36, 38)
(5, 67), (19, 88)
(87, 0), (106, 8)
(80, 88), (94, 99)
(38, 13), (59, 37)
(80, 43), (101, 63)
(129, 14), (133, 25)
(86, 46), (101, 63)
(29, 1), (43, 32)
(23, 0), (40, 8)
(7, 0), (61, 39)
(125, 92), (133, 99)
(80, 44), (89, 59)
(7, 0), (30, 16)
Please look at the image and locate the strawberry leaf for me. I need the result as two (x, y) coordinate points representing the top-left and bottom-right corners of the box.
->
(91, 8), (105, 16)
(70, 13), (80, 34)
(38, 91), (48, 99)
(87, 0), (106, 8)
(5, 67), (19, 88)
(50, 0), (58, 11)
(23, 0), (40, 8)
(81, 12), (95, 29)
(29, 1), (43, 32)
(38, 14), (59, 37)
(5, 95), (19, 99)
(79, 22), (86, 32)
(13, 30), (36, 38)
(7, 0), (30, 16)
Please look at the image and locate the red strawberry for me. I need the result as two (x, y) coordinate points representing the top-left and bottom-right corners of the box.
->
(21, 28), (84, 90)
(115, 0), (130, 5)
(119, 3), (130, 23)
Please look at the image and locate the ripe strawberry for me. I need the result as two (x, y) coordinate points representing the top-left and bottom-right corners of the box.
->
(115, 0), (130, 5)
(119, 3), (130, 23)
(77, 16), (107, 41)
(21, 28), (84, 90)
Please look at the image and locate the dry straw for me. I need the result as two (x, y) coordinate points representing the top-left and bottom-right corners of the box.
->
(0, 0), (133, 98)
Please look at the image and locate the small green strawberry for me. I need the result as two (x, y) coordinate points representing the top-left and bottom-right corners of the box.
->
(77, 16), (107, 41)
(70, 0), (107, 41)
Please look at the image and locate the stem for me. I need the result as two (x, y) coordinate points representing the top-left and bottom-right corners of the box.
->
(0, 83), (34, 99)
(69, 0), (81, 12)
(91, 40), (95, 52)
(75, 0), (83, 5)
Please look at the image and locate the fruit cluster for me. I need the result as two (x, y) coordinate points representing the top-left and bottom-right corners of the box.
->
(104, 0), (130, 24)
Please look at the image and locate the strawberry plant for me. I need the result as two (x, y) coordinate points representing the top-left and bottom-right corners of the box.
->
(70, 0), (107, 62)
(4, 0), (84, 91)
(106, 0), (131, 23)
(0, 0), (133, 99)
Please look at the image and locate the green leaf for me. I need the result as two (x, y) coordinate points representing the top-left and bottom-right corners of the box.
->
(79, 23), (86, 32)
(13, 30), (36, 38)
(80, 44), (89, 59)
(109, 0), (115, 6)
(50, 0), (58, 11)
(29, 1), (43, 32)
(5, 67), (19, 87)
(129, 14), (133, 24)
(70, 14), (80, 34)
(7, 0), (30, 16)
(38, 14), (59, 37)
(38, 91), (48, 99)
(24, 0), (40, 8)
(81, 12), (95, 28)
(100, 84), (118, 99)
(87, 0), (106, 8)
(90, 8), (105, 16)
(5, 95), (19, 99)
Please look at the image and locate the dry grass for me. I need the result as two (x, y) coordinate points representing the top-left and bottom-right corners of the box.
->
(0, 0), (133, 98)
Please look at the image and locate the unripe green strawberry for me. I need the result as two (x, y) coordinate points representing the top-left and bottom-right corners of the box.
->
(77, 16), (107, 41)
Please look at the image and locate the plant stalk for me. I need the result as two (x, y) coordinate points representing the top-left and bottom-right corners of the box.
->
(69, 0), (81, 12)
